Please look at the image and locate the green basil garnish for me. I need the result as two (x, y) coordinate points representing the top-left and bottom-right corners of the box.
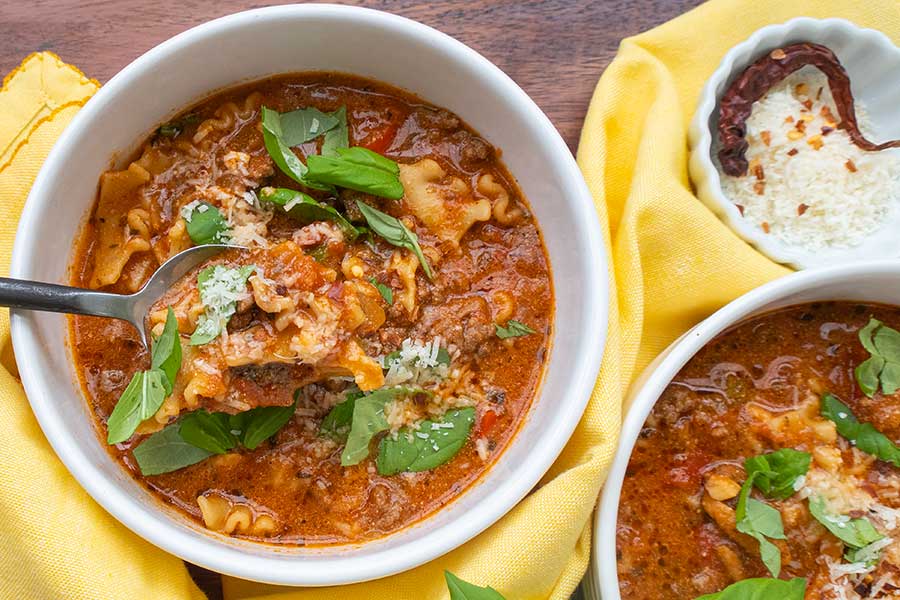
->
(236, 399), (298, 450)
(808, 496), (884, 550)
(694, 577), (806, 600)
(735, 472), (786, 577)
(743, 448), (810, 500)
(370, 278), (393, 305)
(259, 187), (359, 240)
(377, 407), (475, 476)
(190, 264), (255, 346)
(855, 317), (900, 396)
(356, 201), (433, 280)
(106, 370), (167, 445)
(445, 571), (506, 600)
(494, 319), (535, 339)
(340, 388), (407, 466)
(156, 112), (201, 138)
(321, 106), (349, 157)
(151, 307), (182, 394)
(107, 308), (181, 444)
(306, 147), (403, 200)
(133, 398), (298, 475)
(133, 422), (214, 476)
(260, 106), (332, 192)
(820, 393), (900, 466)
(178, 410), (236, 454)
(320, 390), (364, 443)
(277, 107), (340, 146)
(183, 201), (231, 246)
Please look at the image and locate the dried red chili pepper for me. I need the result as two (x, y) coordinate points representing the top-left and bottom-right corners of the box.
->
(717, 42), (900, 176)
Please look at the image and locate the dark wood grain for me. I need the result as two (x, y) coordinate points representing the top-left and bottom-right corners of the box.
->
(0, 0), (701, 597)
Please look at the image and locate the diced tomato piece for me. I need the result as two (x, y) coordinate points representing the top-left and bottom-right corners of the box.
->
(360, 122), (399, 154)
(479, 409), (498, 435)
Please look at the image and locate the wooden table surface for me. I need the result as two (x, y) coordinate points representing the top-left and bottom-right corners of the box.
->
(0, 0), (702, 597)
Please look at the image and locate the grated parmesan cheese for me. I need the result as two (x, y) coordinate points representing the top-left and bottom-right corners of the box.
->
(716, 66), (900, 252)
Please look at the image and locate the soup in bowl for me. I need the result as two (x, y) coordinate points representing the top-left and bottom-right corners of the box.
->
(595, 263), (900, 599)
(11, 5), (606, 586)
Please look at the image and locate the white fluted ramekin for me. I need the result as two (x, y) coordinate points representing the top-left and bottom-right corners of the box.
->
(9, 5), (608, 587)
(688, 18), (900, 270)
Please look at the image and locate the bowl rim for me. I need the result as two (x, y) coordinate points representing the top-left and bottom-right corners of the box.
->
(9, 3), (608, 586)
(592, 260), (900, 600)
(688, 16), (900, 270)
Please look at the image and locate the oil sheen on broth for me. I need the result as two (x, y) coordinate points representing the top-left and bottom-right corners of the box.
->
(69, 73), (553, 545)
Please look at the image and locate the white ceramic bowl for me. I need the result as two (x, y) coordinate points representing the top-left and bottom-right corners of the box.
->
(689, 18), (900, 270)
(9, 5), (608, 587)
(589, 261), (900, 599)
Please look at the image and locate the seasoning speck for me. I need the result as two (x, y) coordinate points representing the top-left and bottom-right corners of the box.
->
(798, 203), (809, 216)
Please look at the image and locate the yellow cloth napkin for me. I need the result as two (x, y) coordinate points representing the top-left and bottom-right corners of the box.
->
(1, 1), (898, 596)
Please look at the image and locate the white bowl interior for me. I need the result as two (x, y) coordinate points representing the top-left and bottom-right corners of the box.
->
(593, 262), (900, 600)
(689, 18), (900, 269)
(10, 5), (607, 587)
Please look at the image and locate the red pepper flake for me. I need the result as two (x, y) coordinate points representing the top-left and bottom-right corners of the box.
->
(752, 163), (765, 180)
(760, 130), (772, 146)
(796, 119), (807, 134)
(821, 125), (834, 135)
(753, 181), (766, 195)
(761, 221), (771, 233)
(736, 204), (745, 216)
(820, 105), (836, 122)
(787, 148), (799, 156)
(797, 203), (809, 216)
(785, 115), (795, 124)
(845, 159), (858, 172)
(802, 99), (814, 110)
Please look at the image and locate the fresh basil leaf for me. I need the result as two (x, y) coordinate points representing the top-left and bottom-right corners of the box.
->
(854, 318), (900, 396)
(278, 107), (339, 147)
(151, 307), (182, 395)
(183, 201), (231, 245)
(445, 571), (506, 600)
(321, 106), (349, 157)
(845, 537), (889, 566)
(133, 422), (214, 476)
(744, 448), (810, 500)
(190, 264), (255, 346)
(494, 319), (535, 339)
(735, 472), (785, 577)
(694, 577), (806, 600)
(106, 369), (168, 444)
(341, 387), (406, 466)
(259, 186), (359, 240)
(820, 393), (900, 466)
(261, 107), (332, 192)
(370, 278), (393, 305)
(377, 407), (475, 475)
(320, 390), (365, 443)
(306, 147), (403, 199)
(436, 347), (451, 366)
(808, 496), (884, 549)
(178, 410), (237, 454)
(238, 399), (298, 450)
(356, 201), (433, 280)
(156, 112), (201, 138)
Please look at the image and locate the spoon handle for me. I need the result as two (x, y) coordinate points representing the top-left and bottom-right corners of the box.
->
(0, 277), (134, 321)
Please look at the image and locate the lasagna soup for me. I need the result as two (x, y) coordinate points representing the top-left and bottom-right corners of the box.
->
(70, 73), (553, 544)
(618, 303), (900, 599)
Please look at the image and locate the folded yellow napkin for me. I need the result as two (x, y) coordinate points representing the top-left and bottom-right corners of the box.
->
(1, 1), (898, 597)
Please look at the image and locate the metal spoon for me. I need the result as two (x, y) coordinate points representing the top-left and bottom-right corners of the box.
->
(0, 244), (233, 350)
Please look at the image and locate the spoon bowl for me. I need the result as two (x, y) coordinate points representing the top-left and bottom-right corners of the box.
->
(0, 244), (233, 350)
